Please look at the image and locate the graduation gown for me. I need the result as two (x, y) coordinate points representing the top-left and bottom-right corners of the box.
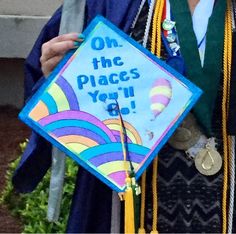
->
(12, 1), (142, 233)
(12, 0), (236, 233)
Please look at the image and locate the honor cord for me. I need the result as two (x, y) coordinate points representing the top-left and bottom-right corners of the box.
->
(228, 3), (235, 233)
(222, 0), (233, 233)
(150, 1), (165, 233)
(138, 1), (157, 233)
(228, 136), (235, 234)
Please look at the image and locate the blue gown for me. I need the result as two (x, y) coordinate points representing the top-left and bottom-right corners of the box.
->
(12, 1), (142, 233)
(12, 0), (236, 233)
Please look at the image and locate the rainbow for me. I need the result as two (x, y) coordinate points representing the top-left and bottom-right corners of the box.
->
(29, 75), (79, 121)
(80, 143), (149, 187)
(103, 119), (142, 144)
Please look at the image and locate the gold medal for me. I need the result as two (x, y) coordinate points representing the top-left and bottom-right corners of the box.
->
(194, 147), (222, 176)
(168, 113), (201, 150)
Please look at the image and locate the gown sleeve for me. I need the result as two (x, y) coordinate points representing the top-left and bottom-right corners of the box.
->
(12, 7), (62, 193)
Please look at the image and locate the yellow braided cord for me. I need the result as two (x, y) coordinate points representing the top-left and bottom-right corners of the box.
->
(152, 158), (158, 232)
(226, 0), (233, 101)
(222, 1), (232, 233)
(227, 0), (233, 231)
(151, 0), (159, 54)
(150, 1), (164, 232)
(222, 11), (228, 234)
(139, 2), (164, 232)
(138, 2), (162, 231)
(139, 0), (161, 230)
(138, 171), (146, 234)
(156, 0), (164, 57)
(227, 2), (234, 232)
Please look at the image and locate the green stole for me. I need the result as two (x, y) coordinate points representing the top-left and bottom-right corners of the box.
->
(169, 0), (226, 137)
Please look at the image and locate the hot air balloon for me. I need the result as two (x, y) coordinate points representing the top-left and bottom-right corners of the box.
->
(149, 78), (172, 119)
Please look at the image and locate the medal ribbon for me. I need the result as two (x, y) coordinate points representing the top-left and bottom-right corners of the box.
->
(169, 0), (226, 137)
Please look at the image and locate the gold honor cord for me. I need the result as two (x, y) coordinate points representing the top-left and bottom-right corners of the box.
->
(138, 0), (158, 232)
(139, 0), (165, 231)
(222, 0), (233, 233)
(151, 1), (165, 234)
(139, 0), (164, 231)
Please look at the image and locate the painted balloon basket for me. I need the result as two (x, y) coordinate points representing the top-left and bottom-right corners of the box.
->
(19, 16), (202, 192)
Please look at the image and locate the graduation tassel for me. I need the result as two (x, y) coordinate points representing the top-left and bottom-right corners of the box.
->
(124, 177), (135, 234)
(116, 100), (140, 234)
(123, 173), (141, 234)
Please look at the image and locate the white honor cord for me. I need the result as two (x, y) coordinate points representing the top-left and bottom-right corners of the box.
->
(232, 8), (235, 31)
(232, 0), (236, 31)
(228, 136), (235, 234)
(165, 0), (170, 23)
(131, 0), (147, 31)
(142, 0), (156, 47)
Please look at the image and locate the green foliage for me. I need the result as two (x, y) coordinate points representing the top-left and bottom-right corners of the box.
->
(0, 141), (78, 233)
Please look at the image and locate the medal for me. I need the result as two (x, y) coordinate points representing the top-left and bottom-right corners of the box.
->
(166, 33), (176, 43)
(169, 42), (180, 54)
(168, 113), (201, 150)
(194, 145), (222, 176)
(162, 19), (176, 31)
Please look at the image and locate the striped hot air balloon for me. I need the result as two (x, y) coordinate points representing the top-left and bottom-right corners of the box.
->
(149, 78), (172, 119)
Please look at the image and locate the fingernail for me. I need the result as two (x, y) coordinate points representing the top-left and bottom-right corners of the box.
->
(74, 41), (82, 47)
(78, 33), (85, 40)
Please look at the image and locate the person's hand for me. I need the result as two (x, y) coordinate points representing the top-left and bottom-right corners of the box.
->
(40, 33), (84, 77)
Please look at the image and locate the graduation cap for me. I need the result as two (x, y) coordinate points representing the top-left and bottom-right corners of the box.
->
(19, 15), (202, 193)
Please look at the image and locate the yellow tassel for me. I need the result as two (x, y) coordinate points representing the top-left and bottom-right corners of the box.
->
(150, 230), (159, 234)
(138, 228), (146, 233)
(124, 177), (135, 234)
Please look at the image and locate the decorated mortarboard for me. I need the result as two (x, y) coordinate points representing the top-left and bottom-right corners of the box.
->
(19, 15), (202, 193)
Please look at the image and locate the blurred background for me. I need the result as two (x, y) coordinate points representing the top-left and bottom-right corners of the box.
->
(0, 0), (63, 108)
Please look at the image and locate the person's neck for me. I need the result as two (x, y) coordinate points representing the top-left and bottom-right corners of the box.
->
(187, 0), (200, 14)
